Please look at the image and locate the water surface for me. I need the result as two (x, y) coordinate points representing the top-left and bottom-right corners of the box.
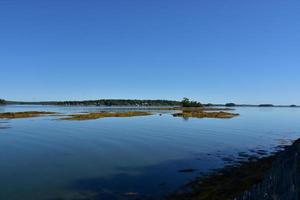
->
(0, 105), (300, 199)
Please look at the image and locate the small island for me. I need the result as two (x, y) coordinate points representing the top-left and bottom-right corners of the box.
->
(173, 110), (239, 119)
(258, 104), (274, 107)
(225, 103), (236, 107)
(172, 98), (239, 119)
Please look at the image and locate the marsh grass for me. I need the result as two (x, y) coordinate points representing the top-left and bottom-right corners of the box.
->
(0, 111), (57, 119)
(61, 111), (152, 120)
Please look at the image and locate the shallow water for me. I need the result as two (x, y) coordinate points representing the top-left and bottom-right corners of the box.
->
(0, 105), (300, 200)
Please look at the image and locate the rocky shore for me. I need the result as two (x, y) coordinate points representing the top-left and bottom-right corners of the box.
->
(169, 138), (300, 200)
(236, 138), (300, 200)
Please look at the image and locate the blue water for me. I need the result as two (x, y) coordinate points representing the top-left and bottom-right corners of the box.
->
(0, 105), (300, 200)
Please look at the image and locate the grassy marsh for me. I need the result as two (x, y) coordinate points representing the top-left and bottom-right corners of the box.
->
(0, 111), (57, 119)
(61, 111), (152, 120)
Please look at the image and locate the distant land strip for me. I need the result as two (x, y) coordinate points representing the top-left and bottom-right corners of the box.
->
(0, 98), (298, 107)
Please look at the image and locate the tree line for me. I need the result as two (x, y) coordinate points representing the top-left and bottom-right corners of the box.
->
(0, 99), (6, 104)
(1, 98), (205, 107)
(35, 99), (181, 106)
(181, 97), (202, 107)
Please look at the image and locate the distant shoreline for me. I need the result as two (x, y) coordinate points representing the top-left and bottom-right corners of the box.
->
(0, 98), (298, 107)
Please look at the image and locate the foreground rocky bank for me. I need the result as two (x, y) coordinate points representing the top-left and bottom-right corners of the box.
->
(169, 138), (300, 200)
(236, 138), (300, 200)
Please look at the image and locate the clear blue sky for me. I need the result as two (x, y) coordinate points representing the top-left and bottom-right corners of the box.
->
(1, 0), (299, 104)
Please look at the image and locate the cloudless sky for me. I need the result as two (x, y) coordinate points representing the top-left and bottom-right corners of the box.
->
(0, 0), (299, 104)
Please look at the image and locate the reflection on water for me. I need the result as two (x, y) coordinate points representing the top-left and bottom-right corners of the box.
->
(0, 121), (10, 129)
(0, 105), (300, 199)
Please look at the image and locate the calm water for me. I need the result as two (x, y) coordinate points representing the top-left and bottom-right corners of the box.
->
(0, 105), (300, 200)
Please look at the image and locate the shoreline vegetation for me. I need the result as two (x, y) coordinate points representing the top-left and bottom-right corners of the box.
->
(61, 111), (152, 120)
(168, 139), (300, 200)
(0, 111), (57, 119)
